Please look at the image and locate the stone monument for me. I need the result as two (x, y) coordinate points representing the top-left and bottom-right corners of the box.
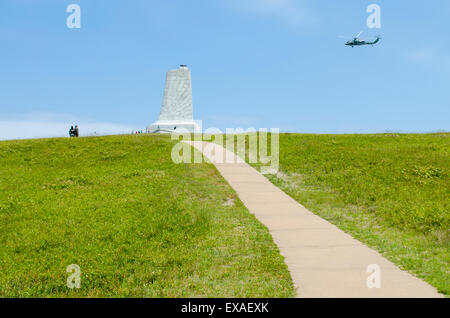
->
(147, 65), (200, 133)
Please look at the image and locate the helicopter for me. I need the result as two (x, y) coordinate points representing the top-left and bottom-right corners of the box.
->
(341, 31), (381, 47)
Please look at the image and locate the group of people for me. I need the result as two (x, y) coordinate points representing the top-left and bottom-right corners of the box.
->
(69, 125), (79, 137)
(133, 130), (145, 134)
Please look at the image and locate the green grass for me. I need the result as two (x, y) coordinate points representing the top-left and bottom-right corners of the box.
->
(235, 132), (449, 296)
(0, 135), (295, 297)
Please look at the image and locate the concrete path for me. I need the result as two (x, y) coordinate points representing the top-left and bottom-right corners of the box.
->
(184, 141), (443, 298)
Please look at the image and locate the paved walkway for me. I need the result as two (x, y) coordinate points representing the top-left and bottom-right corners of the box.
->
(184, 141), (443, 298)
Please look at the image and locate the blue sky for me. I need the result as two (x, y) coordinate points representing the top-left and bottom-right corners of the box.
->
(0, 0), (449, 139)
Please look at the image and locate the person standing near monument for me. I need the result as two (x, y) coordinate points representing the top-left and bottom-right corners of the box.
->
(69, 126), (74, 137)
(74, 125), (79, 137)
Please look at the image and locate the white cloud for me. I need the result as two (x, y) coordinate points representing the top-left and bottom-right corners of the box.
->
(225, 0), (317, 28)
(0, 112), (140, 141)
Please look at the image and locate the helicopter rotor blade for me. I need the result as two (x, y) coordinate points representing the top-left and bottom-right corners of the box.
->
(355, 30), (363, 38)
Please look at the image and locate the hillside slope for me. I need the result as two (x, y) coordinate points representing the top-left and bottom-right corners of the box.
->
(0, 135), (294, 297)
(248, 133), (449, 295)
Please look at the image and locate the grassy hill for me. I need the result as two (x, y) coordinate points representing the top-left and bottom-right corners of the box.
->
(245, 133), (449, 295)
(0, 135), (294, 297)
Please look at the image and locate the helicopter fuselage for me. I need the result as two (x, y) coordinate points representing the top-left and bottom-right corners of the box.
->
(345, 37), (380, 47)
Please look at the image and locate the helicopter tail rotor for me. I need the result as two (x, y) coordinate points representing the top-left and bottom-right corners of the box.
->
(372, 35), (381, 45)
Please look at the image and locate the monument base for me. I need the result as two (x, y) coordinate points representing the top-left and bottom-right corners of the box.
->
(147, 121), (201, 134)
